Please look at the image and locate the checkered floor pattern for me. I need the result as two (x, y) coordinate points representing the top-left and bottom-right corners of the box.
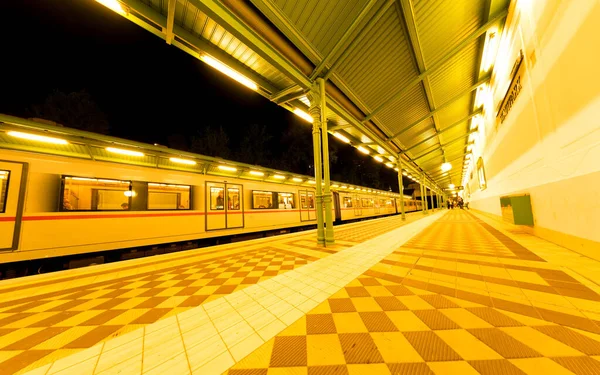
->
(227, 211), (600, 375)
(0, 248), (313, 374)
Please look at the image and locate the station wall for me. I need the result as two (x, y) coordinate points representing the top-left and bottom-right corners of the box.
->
(466, 0), (600, 257)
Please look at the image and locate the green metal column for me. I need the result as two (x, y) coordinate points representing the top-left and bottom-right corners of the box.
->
(319, 78), (335, 244)
(421, 174), (426, 215)
(308, 86), (325, 245)
(397, 155), (406, 220)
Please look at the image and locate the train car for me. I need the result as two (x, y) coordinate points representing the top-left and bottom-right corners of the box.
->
(0, 115), (422, 275)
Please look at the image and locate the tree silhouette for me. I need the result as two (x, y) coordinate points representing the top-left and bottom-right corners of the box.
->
(237, 124), (273, 167)
(29, 89), (110, 134)
(190, 125), (232, 159)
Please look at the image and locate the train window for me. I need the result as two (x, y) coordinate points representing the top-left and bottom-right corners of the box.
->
(210, 187), (225, 210)
(227, 188), (240, 210)
(353, 197), (361, 208)
(343, 197), (352, 208)
(0, 170), (9, 213)
(252, 191), (274, 209)
(148, 183), (190, 210)
(278, 193), (295, 209)
(361, 198), (372, 207)
(62, 176), (131, 211)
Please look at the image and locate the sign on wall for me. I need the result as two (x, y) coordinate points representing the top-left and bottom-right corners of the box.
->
(496, 50), (525, 125)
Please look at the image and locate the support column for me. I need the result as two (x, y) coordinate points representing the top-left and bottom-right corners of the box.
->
(397, 155), (405, 220)
(319, 78), (334, 245)
(308, 87), (325, 245)
(421, 174), (426, 215)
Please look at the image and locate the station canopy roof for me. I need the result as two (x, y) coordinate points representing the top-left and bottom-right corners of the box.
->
(93, 0), (511, 191)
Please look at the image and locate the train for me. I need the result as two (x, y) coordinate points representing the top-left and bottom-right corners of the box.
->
(0, 114), (422, 278)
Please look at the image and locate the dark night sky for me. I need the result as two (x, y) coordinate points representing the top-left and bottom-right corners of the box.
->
(0, 0), (405, 192)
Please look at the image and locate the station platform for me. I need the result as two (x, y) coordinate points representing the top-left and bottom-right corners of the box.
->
(2, 210), (600, 375)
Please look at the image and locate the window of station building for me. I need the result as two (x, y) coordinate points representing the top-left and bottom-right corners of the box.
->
(0, 170), (9, 213)
(148, 183), (190, 210)
(252, 191), (275, 209)
(210, 187), (225, 210)
(343, 197), (352, 208)
(477, 157), (487, 190)
(278, 193), (295, 209)
(61, 176), (131, 211)
(227, 188), (240, 210)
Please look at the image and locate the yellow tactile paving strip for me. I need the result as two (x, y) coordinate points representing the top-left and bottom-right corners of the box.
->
(227, 210), (600, 375)
(0, 213), (422, 375)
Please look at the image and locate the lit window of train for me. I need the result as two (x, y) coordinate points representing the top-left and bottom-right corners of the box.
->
(210, 187), (225, 210)
(61, 176), (131, 211)
(228, 188), (240, 210)
(148, 183), (191, 210)
(252, 191), (274, 209)
(343, 196), (352, 208)
(0, 170), (9, 213)
(278, 193), (294, 209)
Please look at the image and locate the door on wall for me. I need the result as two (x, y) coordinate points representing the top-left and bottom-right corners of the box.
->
(0, 161), (27, 251)
(206, 182), (244, 231)
(299, 190), (316, 222)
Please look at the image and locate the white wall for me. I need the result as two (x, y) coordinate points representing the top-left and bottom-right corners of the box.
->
(466, 0), (600, 253)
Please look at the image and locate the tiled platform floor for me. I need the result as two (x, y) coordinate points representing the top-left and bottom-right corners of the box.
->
(227, 210), (600, 375)
(0, 212), (424, 374)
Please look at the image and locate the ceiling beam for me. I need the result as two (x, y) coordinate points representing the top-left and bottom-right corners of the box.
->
(270, 85), (303, 103)
(328, 124), (352, 132)
(188, 0), (311, 88)
(362, 9), (508, 123)
(411, 130), (478, 161)
(388, 76), (490, 140)
(322, 0), (396, 81)
(402, 109), (482, 154)
(165, 0), (176, 44)
(119, 0), (278, 94)
(397, 0), (443, 152)
(310, 0), (379, 80)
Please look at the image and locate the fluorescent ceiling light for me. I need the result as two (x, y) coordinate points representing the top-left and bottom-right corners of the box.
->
(357, 146), (370, 155)
(169, 157), (196, 165)
(200, 55), (258, 90)
(308, 180), (316, 184)
(332, 184), (339, 188)
(292, 177), (303, 182)
(293, 108), (313, 123)
(448, 184), (455, 189)
(273, 174), (286, 180)
(218, 165), (237, 172)
(341, 185), (347, 189)
(374, 156), (383, 162)
(249, 170), (264, 176)
(96, 0), (125, 14)
(394, 168), (399, 172)
(8, 131), (68, 145)
(333, 132), (350, 143)
(106, 147), (144, 157)
(385, 162), (393, 168)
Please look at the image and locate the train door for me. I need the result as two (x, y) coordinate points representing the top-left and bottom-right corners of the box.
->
(226, 184), (243, 228)
(299, 190), (315, 222)
(332, 191), (341, 222)
(206, 182), (244, 231)
(374, 198), (380, 214)
(0, 161), (27, 251)
(353, 194), (362, 216)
